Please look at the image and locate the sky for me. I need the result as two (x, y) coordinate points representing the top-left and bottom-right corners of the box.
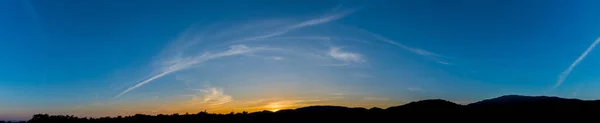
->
(2, 0), (600, 121)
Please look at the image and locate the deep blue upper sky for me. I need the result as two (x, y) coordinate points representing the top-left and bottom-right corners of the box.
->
(2, 0), (600, 121)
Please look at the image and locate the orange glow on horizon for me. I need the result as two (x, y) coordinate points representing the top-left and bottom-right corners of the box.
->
(62, 96), (399, 119)
(265, 102), (284, 112)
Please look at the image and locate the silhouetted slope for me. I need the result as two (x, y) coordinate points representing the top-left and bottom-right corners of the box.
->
(468, 95), (589, 111)
(383, 99), (464, 121)
(26, 95), (600, 123)
(386, 99), (462, 112)
(272, 106), (369, 123)
(470, 95), (582, 106)
(465, 95), (598, 122)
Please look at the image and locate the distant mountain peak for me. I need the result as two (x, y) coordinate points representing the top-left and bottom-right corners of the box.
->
(404, 99), (459, 106)
(468, 95), (582, 106)
(385, 99), (462, 112)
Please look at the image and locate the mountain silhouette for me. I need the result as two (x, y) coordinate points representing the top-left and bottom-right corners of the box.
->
(470, 95), (582, 106)
(465, 95), (596, 122)
(468, 95), (591, 111)
(21, 95), (600, 123)
(387, 99), (462, 112)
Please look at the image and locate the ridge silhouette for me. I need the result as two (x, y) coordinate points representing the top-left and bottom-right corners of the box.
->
(21, 95), (600, 123)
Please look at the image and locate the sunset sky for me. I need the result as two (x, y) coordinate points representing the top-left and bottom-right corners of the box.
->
(2, 0), (600, 121)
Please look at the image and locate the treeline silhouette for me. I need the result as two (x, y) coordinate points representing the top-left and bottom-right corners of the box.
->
(17, 95), (600, 123)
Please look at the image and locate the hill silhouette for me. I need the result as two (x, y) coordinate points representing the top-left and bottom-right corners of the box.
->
(20, 95), (600, 123)
(387, 99), (462, 112)
(467, 95), (597, 112)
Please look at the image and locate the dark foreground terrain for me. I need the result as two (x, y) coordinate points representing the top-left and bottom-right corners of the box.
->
(14, 95), (600, 123)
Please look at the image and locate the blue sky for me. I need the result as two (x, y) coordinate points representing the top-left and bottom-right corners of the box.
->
(2, 0), (600, 121)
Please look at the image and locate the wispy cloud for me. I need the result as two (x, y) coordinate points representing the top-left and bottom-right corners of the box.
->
(332, 92), (345, 96)
(436, 61), (451, 65)
(363, 97), (390, 101)
(140, 86), (235, 113)
(116, 8), (354, 98)
(328, 92), (346, 99)
(270, 56), (284, 60)
(327, 47), (365, 66)
(194, 87), (233, 106)
(116, 45), (271, 98)
(235, 10), (354, 42)
(555, 37), (600, 88)
(407, 87), (424, 92)
(371, 34), (450, 65)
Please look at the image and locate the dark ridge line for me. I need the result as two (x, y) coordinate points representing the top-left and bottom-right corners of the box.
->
(15, 95), (600, 123)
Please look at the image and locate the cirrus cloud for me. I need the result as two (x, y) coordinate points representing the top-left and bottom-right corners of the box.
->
(326, 47), (365, 67)
(115, 44), (273, 98)
(555, 37), (600, 88)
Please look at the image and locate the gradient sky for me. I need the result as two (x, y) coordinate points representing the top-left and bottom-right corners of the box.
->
(2, 0), (600, 121)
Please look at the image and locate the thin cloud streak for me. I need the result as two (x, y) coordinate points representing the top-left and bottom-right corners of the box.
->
(236, 10), (354, 42)
(271, 56), (284, 60)
(115, 9), (353, 98)
(372, 35), (441, 57)
(116, 45), (271, 98)
(555, 37), (600, 88)
(437, 61), (451, 65)
(116, 70), (174, 98)
(363, 97), (390, 101)
(407, 87), (424, 92)
(371, 34), (449, 64)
